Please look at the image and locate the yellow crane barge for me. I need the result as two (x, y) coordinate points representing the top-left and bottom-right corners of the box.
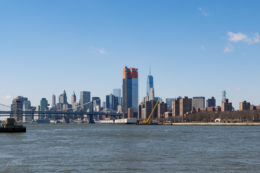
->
(137, 101), (159, 125)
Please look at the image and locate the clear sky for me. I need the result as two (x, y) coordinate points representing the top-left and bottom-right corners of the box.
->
(0, 0), (260, 109)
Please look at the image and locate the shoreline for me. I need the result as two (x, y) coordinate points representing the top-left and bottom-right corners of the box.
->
(160, 122), (260, 126)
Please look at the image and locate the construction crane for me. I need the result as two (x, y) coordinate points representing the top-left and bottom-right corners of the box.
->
(138, 101), (159, 125)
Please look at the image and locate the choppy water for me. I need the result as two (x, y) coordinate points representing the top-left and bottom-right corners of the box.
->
(0, 124), (259, 173)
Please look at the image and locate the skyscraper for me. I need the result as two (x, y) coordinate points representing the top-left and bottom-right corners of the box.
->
(71, 92), (76, 109)
(59, 90), (68, 104)
(52, 94), (56, 107)
(222, 90), (227, 102)
(80, 91), (91, 110)
(106, 94), (119, 111)
(166, 98), (174, 110)
(147, 70), (154, 99)
(40, 98), (49, 111)
(113, 88), (122, 105)
(92, 97), (101, 112)
(122, 67), (138, 113)
(11, 96), (24, 121)
(150, 88), (154, 101)
(39, 98), (49, 119)
(113, 89), (121, 98)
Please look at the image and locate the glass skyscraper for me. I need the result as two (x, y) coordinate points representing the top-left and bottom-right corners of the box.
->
(113, 88), (122, 105)
(80, 91), (91, 109)
(147, 72), (154, 99)
(122, 67), (138, 113)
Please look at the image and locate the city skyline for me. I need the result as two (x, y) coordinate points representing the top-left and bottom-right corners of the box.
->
(0, 0), (260, 108)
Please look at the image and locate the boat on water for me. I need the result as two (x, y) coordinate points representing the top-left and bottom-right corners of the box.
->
(95, 118), (137, 124)
(0, 118), (26, 133)
(114, 118), (137, 124)
(50, 120), (62, 124)
(95, 119), (114, 124)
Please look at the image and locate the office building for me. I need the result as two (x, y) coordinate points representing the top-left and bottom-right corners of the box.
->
(39, 98), (49, 119)
(23, 99), (32, 122)
(11, 96), (32, 122)
(122, 67), (138, 113)
(40, 98), (49, 111)
(239, 101), (251, 111)
(11, 96), (24, 121)
(147, 71), (154, 99)
(52, 94), (56, 107)
(59, 90), (68, 104)
(222, 90), (227, 102)
(102, 101), (106, 109)
(192, 97), (205, 110)
(166, 98), (174, 110)
(150, 88), (155, 101)
(71, 92), (77, 109)
(206, 97), (216, 108)
(113, 88), (122, 105)
(106, 94), (118, 111)
(80, 91), (91, 110)
(92, 97), (101, 112)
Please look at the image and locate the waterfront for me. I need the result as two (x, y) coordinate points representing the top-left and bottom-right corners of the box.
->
(0, 125), (260, 173)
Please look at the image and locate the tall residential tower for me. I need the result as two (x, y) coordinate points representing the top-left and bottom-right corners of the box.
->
(122, 67), (138, 113)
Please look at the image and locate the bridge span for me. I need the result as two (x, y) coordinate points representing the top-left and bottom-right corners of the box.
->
(0, 111), (124, 123)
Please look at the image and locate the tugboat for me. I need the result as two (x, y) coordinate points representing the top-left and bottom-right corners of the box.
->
(0, 118), (26, 133)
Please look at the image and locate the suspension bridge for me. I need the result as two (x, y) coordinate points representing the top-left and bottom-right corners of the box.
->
(0, 102), (123, 123)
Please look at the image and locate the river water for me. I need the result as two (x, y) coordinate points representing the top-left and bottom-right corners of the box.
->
(0, 124), (259, 173)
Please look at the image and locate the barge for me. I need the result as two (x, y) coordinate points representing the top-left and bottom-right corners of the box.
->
(0, 118), (26, 133)
(95, 118), (137, 124)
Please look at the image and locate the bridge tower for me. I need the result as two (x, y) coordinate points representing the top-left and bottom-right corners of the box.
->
(89, 101), (95, 124)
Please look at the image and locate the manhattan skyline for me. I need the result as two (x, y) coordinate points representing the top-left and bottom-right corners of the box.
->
(0, 0), (260, 108)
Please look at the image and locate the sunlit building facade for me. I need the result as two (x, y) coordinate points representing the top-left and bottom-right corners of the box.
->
(122, 67), (138, 113)
(147, 74), (154, 99)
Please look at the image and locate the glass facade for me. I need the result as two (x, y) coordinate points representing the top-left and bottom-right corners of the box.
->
(131, 78), (138, 111)
(147, 75), (154, 98)
(122, 67), (138, 113)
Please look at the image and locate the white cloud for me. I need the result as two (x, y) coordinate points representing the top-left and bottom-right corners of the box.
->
(224, 44), (234, 53)
(97, 48), (107, 55)
(89, 47), (109, 55)
(198, 8), (208, 17)
(227, 32), (260, 44)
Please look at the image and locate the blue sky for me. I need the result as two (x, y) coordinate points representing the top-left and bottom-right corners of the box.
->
(0, 0), (260, 109)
